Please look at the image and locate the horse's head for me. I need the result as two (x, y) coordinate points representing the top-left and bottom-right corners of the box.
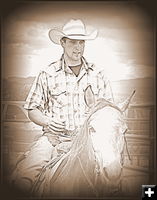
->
(84, 85), (135, 168)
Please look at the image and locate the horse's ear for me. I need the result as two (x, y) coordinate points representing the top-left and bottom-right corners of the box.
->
(118, 90), (136, 112)
(84, 85), (95, 108)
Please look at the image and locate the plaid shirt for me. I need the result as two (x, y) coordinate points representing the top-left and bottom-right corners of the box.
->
(24, 55), (113, 131)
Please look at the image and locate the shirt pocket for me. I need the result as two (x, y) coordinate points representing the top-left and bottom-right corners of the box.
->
(49, 88), (67, 108)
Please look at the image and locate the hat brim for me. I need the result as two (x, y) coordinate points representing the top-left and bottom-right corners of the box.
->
(49, 29), (98, 45)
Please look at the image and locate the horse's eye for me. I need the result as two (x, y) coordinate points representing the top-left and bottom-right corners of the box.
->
(89, 126), (96, 133)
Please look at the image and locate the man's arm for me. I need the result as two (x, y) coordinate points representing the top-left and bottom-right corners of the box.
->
(28, 108), (49, 127)
(28, 108), (66, 133)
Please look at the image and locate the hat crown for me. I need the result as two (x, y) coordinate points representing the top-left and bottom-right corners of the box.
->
(63, 19), (86, 35)
(49, 19), (98, 45)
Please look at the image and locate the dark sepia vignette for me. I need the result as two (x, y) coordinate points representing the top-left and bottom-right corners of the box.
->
(0, 0), (156, 200)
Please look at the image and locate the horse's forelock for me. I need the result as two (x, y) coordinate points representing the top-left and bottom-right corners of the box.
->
(87, 98), (122, 122)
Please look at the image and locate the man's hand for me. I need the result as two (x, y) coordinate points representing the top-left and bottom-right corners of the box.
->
(28, 108), (67, 133)
(45, 117), (67, 133)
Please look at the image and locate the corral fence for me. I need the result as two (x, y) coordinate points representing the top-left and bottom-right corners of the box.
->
(2, 101), (156, 196)
(121, 103), (156, 196)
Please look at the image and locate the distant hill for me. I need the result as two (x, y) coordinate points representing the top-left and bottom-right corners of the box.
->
(6, 76), (35, 84)
(2, 76), (155, 103)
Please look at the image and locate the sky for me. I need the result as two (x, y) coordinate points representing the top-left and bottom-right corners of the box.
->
(2, 1), (155, 81)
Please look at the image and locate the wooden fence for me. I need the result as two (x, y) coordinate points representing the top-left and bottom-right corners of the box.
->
(2, 101), (156, 197)
(121, 103), (156, 196)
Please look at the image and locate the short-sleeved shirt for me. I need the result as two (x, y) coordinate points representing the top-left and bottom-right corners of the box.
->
(24, 55), (113, 131)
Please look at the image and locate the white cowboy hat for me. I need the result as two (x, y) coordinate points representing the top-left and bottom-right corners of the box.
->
(49, 19), (98, 45)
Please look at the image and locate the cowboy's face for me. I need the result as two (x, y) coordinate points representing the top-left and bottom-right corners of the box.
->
(61, 38), (85, 62)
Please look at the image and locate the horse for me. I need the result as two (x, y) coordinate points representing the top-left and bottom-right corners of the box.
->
(30, 85), (135, 198)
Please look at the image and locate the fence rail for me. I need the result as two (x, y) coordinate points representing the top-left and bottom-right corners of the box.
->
(2, 101), (156, 177)
(2, 101), (156, 196)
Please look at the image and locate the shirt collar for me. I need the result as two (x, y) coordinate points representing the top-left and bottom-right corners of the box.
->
(82, 56), (94, 72)
(55, 54), (94, 73)
(55, 54), (64, 72)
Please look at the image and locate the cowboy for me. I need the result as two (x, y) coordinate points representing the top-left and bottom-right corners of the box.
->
(12, 19), (114, 194)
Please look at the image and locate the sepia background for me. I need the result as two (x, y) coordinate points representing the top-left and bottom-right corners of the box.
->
(1, 1), (156, 199)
